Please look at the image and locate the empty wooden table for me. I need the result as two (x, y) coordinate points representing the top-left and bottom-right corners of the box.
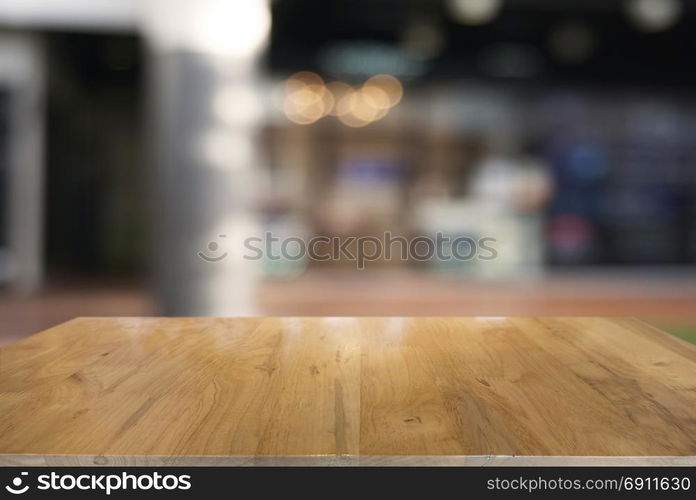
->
(1, 317), (695, 466)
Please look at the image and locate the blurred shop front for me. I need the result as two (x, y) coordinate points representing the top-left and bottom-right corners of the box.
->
(0, 0), (695, 344)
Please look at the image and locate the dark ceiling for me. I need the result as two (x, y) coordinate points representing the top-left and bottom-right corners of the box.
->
(268, 0), (696, 86)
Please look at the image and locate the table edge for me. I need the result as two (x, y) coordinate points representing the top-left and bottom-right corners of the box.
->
(2, 454), (696, 467)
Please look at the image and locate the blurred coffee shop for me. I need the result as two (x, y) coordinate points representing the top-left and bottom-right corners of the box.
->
(0, 0), (695, 345)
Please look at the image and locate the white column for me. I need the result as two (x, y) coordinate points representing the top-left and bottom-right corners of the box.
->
(141, 0), (270, 315)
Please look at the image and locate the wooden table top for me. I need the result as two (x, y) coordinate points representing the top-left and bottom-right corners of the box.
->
(1, 317), (696, 466)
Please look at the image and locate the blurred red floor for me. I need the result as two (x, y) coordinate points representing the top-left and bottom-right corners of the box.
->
(2, 270), (696, 347)
(0, 282), (155, 346)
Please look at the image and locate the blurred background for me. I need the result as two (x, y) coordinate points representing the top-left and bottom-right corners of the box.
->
(0, 0), (695, 345)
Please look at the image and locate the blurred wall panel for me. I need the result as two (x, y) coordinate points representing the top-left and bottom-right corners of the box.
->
(0, 33), (44, 293)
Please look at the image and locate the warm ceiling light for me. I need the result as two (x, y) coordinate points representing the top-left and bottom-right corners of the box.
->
(336, 91), (383, 128)
(283, 71), (333, 125)
(351, 92), (388, 122)
(337, 111), (371, 128)
(363, 75), (403, 108)
(625, 0), (682, 32)
(326, 81), (353, 116)
(447, 0), (502, 26)
(285, 71), (324, 94)
(285, 74), (403, 127)
(360, 85), (392, 110)
(284, 99), (325, 125)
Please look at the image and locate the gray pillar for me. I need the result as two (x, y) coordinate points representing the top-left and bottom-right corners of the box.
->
(141, 0), (269, 315)
(0, 33), (44, 293)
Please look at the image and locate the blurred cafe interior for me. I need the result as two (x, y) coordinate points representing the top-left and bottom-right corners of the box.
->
(0, 0), (695, 345)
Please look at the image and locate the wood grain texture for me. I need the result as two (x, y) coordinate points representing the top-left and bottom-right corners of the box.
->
(1, 317), (695, 465)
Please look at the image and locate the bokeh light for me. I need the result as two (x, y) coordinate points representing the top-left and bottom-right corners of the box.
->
(283, 71), (333, 125)
(283, 73), (403, 127)
(325, 81), (353, 116)
(337, 90), (388, 128)
(446, 0), (502, 26)
(626, 0), (682, 32)
(363, 74), (403, 108)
